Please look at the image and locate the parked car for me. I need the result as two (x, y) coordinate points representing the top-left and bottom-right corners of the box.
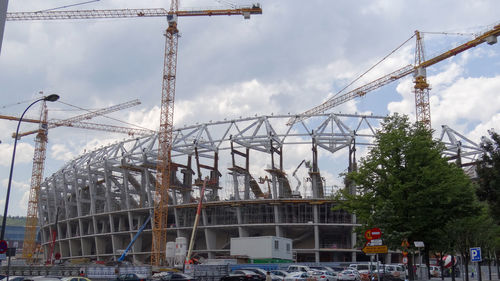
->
(311, 270), (337, 281)
(284, 272), (313, 281)
(159, 272), (197, 281)
(229, 270), (265, 281)
(337, 270), (360, 281)
(309, 266), (337, 274)
(240, 268), (282, 281)
(383, 264), (405, 280)
(7, 277), (33, 281)
(287, 265), (313, 273)
(61, 277), (92, 281)
(30, 277), (62, 281)
(220, 274), (247, 281)
(115, 273), (147, 281)
(270, 270), (289, 279)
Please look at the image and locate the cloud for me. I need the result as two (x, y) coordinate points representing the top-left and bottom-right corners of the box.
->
(0, 142), (35, 167)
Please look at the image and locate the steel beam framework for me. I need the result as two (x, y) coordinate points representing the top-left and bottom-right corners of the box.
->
(36, 113), (482, 263)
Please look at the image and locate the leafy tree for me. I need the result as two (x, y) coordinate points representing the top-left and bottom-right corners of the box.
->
(440, 204), (498, 281)
(476, 130), (500, 223)
(336, 114), (480, 280)
(475, 129), (500, 278)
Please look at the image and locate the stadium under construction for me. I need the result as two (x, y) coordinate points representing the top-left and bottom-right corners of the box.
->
(37, 113), (483, 264)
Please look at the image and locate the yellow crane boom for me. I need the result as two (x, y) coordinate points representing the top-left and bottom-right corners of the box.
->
(288, 23), (500, 127)
(6, 5), (262, 21)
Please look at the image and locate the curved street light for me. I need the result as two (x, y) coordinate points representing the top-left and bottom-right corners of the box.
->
(0, 94), (60, 242)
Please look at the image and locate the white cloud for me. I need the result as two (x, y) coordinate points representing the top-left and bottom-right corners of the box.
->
(0, 142), (35, 167)
(50, 143), (75, 162)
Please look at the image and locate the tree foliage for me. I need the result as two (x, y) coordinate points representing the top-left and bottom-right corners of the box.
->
(476, 130), (500, 223)
(336, 114), (480, 252)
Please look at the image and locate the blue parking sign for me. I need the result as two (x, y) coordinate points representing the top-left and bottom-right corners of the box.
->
(470, 247), (482, 262)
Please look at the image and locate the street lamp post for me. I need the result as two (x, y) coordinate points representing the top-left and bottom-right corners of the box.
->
(0, 94), (60, 243)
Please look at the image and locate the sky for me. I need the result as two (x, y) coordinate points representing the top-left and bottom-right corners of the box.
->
(0, 0), (499, 216)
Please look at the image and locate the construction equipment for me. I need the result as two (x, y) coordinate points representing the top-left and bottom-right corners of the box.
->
(185, 178), (207, 267)
(291, 160), (306, 198)
(7, 3), (263, 266)
(0, 98), (151, 263)
(118, 214), (152, 263)
(287, 23), (500, 128)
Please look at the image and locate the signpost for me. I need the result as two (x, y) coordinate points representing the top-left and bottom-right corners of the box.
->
(414, 241), (425, 280)
(364, 228), (385, 281)
(471, 247), (482, 281)
(471, 247), (482, 262)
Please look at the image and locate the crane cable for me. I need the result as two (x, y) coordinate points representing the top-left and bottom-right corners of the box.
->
(36, 0), (101, 13)
(57, 100), (155, 132)
(332, 33), (416, 99)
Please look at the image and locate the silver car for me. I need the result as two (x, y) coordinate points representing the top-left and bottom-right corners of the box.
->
(311, 271), (337, 281)
(337, 270), (360, 281)
(284, 272), (312, 281)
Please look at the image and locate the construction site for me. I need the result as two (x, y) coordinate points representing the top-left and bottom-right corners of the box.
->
(33, 112), (485, 265)
(1, 0), (499, 270)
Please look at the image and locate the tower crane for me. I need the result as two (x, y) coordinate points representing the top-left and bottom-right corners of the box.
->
(287, 23), (500, 128)
(0, 98), (152, 263)
(7, 2), (262, 266)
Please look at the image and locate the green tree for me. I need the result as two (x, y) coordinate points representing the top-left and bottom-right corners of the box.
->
(475, 129), (500, 278)
(336, 114), (480, 280)
(476, 130), (500, 222)
(441, 204), (498, 281)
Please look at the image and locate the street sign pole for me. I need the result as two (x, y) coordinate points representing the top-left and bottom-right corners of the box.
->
(471, 247), (482, 281)
(376, 254), (380, 281)
(414, 241), (425, 280)
(6, 249), (11, 281)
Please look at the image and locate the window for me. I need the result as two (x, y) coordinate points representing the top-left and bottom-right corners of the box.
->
(274, 240), (279, 250)
(286, 243), (290, 252)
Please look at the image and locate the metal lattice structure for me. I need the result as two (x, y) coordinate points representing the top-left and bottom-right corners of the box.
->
(36, 113), (482, 263)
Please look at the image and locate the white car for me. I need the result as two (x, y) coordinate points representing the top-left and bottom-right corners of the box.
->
(311, 270), (337, 281)
(284, 272), (312, 281)
(271, 270), (290, 279)
(337, 270), (360, 281)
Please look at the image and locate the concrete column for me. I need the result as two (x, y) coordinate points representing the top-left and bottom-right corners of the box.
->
(313, 205), (320, 262)
(236, 206), (248, 237)
(232, 173), (240, 200)
(202, 209), (216, 259)
(271, 175), (278, 199)
(244, 173), (250, 200)
(274, 204), (281, 236)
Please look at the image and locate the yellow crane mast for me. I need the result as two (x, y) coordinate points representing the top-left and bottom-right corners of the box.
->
(7, 3), (262, 266)
(288, 23), (500, 128)
(152, 0), (262, 267)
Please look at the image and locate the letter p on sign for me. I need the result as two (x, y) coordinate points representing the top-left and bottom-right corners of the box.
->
(470, 247), (481, 262)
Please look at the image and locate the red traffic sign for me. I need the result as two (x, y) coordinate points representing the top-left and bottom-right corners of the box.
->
(0, 240), (7, 254)
(365, 228), (382, 240)
(402, 257), (408, 264)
